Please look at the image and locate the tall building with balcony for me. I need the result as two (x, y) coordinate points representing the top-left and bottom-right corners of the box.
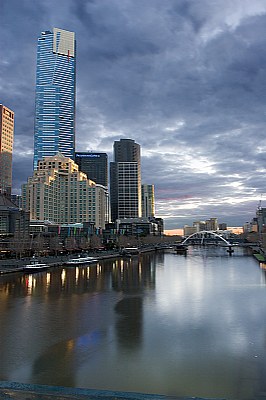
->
(0, 105), (14, 198)
(141, 184), (155, 218)
(22, 153), (106, 228)
(110, 139), (141, 221)
(33, 28), (76, 169)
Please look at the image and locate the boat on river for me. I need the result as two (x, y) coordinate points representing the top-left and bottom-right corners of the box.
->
(174, 244), (188, 254)
(65, 255), (98, 266)
(24, 259), (50, 273)
(120, 247), (139, 257)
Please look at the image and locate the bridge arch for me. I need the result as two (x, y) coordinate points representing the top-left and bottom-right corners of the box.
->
(182, 231), (231, 246)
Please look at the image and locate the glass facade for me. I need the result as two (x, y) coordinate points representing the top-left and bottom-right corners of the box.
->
(34, 28), (76, 169)
(141, 184), (155, 218)
(75, 152), (108, 187)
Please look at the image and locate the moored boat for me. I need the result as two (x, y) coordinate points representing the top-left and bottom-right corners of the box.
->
(24, 259), (50, 273)
(65, 255), (98, 266)
(120, 247), (139, 257)
(174, 243), (188, 254)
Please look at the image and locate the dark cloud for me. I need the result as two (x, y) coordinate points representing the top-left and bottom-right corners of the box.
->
(1, 0), (266, 229)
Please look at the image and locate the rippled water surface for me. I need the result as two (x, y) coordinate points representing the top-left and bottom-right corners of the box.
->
(0, 247), (266, 399)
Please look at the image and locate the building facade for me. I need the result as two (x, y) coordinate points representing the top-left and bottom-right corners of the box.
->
(110, 139), (141, 221)
(0, 194), (29, 235)
(0, 105), (14, 198)
(33, 28), (76, 169)
(117, 217), (162, 236)
(75, 152), (108, 186)
(141, 184), (155, 218)
(22, 153), (106, 228)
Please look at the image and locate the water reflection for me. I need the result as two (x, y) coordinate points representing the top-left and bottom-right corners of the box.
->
(0, 254), (156, 298)
(1, 249), (266, 398)
(115, 296), (143, 350)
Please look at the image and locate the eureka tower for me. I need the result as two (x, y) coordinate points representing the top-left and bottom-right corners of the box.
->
(33, 28), (76, 169)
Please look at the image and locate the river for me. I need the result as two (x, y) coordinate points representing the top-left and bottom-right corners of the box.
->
(0, 246), (266, 399)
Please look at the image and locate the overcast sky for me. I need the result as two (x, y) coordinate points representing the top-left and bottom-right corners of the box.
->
(1, 0), (266, 229)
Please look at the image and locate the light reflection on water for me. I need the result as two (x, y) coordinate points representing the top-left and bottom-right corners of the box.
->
(0, 248), (266, 399)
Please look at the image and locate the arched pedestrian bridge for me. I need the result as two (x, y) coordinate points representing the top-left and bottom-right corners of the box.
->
(182, 230), (233, 246)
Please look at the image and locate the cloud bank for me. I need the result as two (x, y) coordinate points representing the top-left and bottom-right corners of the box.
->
(1, 0), (266, 228)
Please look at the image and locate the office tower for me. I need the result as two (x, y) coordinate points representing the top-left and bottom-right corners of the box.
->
(22, 153), (106, 228)
(110, 139), (141, 221)
(141, 184), (155, 218)
(113, 138), (140, 163)
(75, 152), (108, 187)
(0, 105), (14, 198)
(33, 28), (76, 169)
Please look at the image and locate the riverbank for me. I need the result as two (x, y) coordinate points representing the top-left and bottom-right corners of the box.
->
(0, 247), (159, 275)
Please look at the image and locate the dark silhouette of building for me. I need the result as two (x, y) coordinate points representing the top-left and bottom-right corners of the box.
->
(75, 152), (108, 187)
(0, 194), (29, 234)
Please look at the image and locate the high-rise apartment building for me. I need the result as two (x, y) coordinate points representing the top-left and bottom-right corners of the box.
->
(0, 105), (14, 198)
(75, 152), (108, 187)
(33, 28), (76, 169)
(22, 153), (106, 228)
(110, 139), (141, 221)
(141, 184), (155, 218)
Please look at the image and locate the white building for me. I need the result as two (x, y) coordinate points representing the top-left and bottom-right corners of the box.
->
(22, 153), (106, 228)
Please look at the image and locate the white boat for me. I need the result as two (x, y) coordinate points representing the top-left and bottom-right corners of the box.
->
(24, 259), (50, 273)
(65, 256), (98, 266)
(120, 247), (139, 257)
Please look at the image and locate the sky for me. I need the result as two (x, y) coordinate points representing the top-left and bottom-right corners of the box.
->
(1, 0), (266, 230)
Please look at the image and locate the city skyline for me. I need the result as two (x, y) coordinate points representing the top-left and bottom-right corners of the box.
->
(1, 1), (266, 229)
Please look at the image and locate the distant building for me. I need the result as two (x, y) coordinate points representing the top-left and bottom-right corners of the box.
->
(0, 104), (14, 198)
(256, 207), (266, 233)
(22, 153), (106, 228)
(183, 225), (197, 236)
(117, 217), (162, 236)
(141, 184), (155, 218)
(218, 223), (227, 230)
(33, 28), (76, 169)
(0, 194), (29, 234)
(205, 218), (218, 231)
(110, 139), (141, 221)
(243, 222), (252, 233)
(185, 218), (219, 235)
(75, 152), (108, 187)
(193, 221), (206, 232)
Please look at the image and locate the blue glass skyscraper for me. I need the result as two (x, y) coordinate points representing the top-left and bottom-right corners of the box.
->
(34, 28), (76, 169)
